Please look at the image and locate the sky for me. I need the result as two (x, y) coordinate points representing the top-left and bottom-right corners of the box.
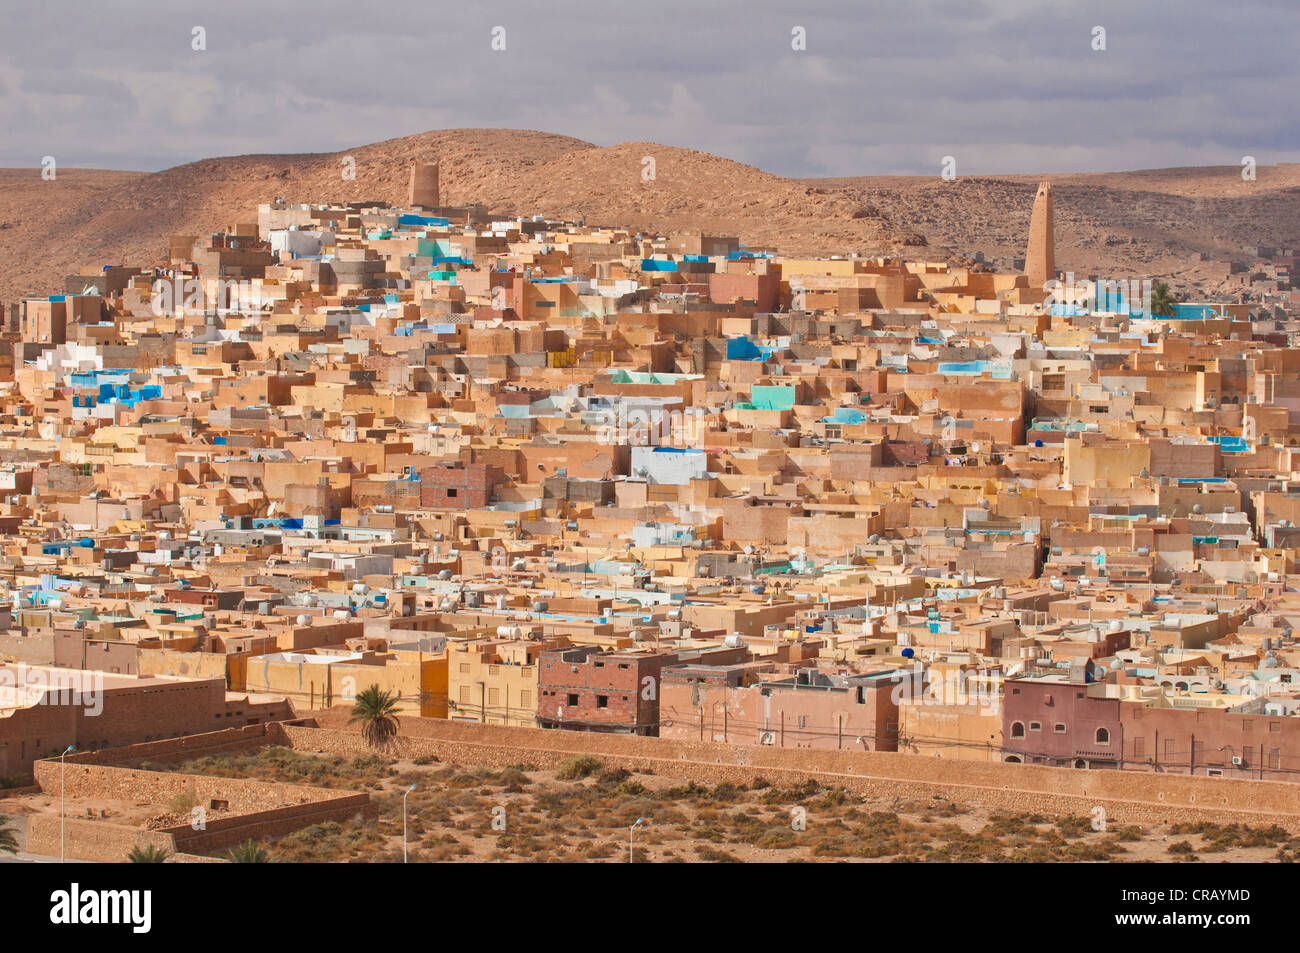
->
(1, 0), (1297, 177)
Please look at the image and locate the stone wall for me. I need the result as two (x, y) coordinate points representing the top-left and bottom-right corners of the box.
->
(27, 815), (177, 864)
(293, 713), (1300, 831)
(28, 722), (374, 861)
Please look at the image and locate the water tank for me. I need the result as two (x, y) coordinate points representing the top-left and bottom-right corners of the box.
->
(438, 569), (453, 581)
(353, 582), (369, 595)
(724, 634), (744, 648)
(512, 558), (527, 571)
(301, 593), (316, 607)
(333, 609), (351, 620)
(496, 595), (508, 610)
(496, 625), (514, 637)
(296, 614), (312, 626)
(531, 600), (549, 613)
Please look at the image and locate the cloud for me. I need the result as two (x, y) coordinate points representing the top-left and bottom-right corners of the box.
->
(0, 0), (1296, 176)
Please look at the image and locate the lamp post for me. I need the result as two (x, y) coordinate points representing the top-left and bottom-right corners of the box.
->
(629, 816), (644, 863)
(403, 784), (417, 863)
(60, 745), (76, 863)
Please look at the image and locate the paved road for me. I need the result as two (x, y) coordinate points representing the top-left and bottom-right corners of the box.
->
(0, 850), (62, 863)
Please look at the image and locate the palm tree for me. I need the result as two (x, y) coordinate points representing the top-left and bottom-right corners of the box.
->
(0, 816), (18, 855)
(349, 684), (401, 750)
(126, 844), (171, 863)
(1148, 281), (1178, 317)
(226, 839), (272, 863)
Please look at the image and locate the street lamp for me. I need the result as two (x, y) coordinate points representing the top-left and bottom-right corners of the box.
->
(60, 745), (76, 863)
(629, 817), (644, 863)
(403, 784), (417, 863)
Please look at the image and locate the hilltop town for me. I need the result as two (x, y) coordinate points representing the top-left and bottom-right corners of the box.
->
(3, 155), (1300, 863)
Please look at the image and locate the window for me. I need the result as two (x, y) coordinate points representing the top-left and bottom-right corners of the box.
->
(1096, 727), (1110, 744)
(596, 695), (608, 708)
(488, 688), (500, 706)
(1029, 722), (1042, 731)
(459, 663), (471, 674)
(458, 686), (471, 704)
(446, 488), (457, 498)
(1054, 723), (1066, 733)
(519, 690), (531, 708)
(567, 693), (578, 707)
(1010, 721), (1025, 739)
(1133, 737), (1145, 758)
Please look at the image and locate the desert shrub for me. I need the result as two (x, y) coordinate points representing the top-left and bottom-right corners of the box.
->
(556, 756), (603, 780)
(696, 846), (740, 862)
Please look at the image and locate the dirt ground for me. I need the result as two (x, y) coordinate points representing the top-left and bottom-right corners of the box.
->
(123, 747), (1299, 863)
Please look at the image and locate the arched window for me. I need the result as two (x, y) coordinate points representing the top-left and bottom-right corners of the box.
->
(1010, 721), (1025, 739)
(1096, 727), (1110, 744)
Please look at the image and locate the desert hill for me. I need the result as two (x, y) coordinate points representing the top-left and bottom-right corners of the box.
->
(2, 128), (1298, 303)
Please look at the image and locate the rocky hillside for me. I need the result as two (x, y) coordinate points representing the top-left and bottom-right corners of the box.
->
(2, 128), (1297, 303)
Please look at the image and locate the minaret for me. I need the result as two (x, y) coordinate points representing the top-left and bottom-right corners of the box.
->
(408, 161), (440, 209)
(1025, 181), (1055, 292)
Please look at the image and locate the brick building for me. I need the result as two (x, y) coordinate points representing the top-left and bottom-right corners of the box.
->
(419, 461), (505, 509)
(1000, 669), (1124, 769)
(0, 664), (293, 781)
(536, 647), (679, 735)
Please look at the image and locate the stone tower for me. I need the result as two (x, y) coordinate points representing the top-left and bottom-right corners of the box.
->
(408, 161), (440, 209)
(1025, 181), (1055, 292)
